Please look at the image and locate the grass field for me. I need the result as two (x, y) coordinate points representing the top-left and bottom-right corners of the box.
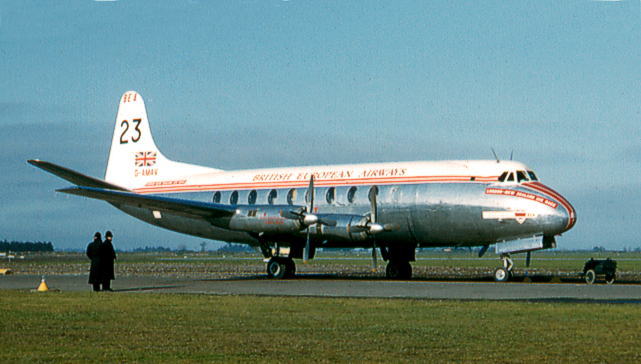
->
(1, 291), (640, 363)
(3, 251), (641, 362)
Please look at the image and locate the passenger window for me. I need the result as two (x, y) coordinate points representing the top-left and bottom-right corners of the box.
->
(248, 190), (257, 205)
(368, 186), (379, 202)
(326, 187), (336, 204)
(212, 191), (221, 204)
(305, 189), (314, 204)
(506, 173), (515, 182)
(498, 172), (508, 182)
(287, 189), (297, 205)
(527, 171), (538, 181)
(268, 190), (277, 205)
(230, 191), (239, 205)
(347, 186), (358, 203)
(516, 171), (529, 183)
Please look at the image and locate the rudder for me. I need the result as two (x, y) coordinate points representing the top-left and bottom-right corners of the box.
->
(105, 91), (220, 189)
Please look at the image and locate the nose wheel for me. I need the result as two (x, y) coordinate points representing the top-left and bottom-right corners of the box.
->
(494, 254), (514, 283)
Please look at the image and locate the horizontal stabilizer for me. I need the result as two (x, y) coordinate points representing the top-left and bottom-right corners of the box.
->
(58, 186), (237, 221)
(28, 160), (129, 191)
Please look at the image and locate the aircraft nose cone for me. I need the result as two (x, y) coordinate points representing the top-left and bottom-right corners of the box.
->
(547, 191), (576, 234)
(563, 199), (577, 232)
(523, 182), (577, 234)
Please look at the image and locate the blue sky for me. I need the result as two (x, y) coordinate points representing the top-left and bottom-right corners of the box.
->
(1, 1), (639, 251)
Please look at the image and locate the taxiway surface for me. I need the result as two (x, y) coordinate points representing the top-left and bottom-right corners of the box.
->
(2, 274), (641, 303)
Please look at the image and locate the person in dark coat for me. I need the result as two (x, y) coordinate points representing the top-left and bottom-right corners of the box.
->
(100, 231), (117, 291)
(86, 232), (103, 292)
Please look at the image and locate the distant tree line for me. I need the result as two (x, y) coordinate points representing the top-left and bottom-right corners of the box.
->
(215, 243), (255, 253)
(132, 246), (173, 253)
(0, 240), (54, 252)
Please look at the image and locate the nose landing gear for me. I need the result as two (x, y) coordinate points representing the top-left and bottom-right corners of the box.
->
(493, 253), (514, 283)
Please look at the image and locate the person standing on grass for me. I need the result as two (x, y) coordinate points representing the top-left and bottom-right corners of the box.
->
(86, 232), (103, 292)
(100, 231), (117, 291)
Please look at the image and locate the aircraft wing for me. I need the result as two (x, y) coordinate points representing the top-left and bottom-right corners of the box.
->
(28, 160), (129, 192)
(58, 186), (237, 221)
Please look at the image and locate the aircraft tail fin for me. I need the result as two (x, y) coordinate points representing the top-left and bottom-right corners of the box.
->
(105, 91), (221, 189)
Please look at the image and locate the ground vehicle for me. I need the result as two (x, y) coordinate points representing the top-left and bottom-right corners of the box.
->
(583, 258), (616, 285)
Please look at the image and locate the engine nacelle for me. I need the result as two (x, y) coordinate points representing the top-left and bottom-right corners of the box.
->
(221, 205), (304, 234)
(316, 214), (370, 242)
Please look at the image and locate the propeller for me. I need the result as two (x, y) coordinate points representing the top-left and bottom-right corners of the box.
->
(304, 175), (315, 263)
(347, 188), (386, 271)
(370, 190), (383, 271)
(279, 175), (336, 263)
(348, 190), (386, 235)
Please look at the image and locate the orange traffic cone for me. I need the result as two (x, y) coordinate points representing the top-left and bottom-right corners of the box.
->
(37, 276), (49, 292)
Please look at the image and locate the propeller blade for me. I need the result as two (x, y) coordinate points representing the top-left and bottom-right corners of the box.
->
(280, 210), (303, 220)
(372, 241), (377, 271)
(304, 230), (310, 263)
(307, 174), (315, 214)
(317, 217), (337, 227)
(370, 190), (377, 224)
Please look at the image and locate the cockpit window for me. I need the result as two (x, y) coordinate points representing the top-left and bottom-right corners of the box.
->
(516, 170), (529, 183)
(498, 172), (508, 182)
(506, 172), (515, 182)
(527, 170), (538, 181)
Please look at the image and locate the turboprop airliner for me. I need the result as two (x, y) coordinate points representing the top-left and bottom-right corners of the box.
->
(29, 91), (576, 281)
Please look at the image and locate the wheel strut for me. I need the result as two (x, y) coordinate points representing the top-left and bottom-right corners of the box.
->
(501, 253), (514, 272)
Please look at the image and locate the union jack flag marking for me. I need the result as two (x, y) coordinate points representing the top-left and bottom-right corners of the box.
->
(135, 152), (157, 167)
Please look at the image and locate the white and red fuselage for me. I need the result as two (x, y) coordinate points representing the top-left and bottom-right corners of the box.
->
(30, 91), (577, 279)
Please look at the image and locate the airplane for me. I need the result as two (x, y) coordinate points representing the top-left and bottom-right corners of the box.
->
(29, 91), (577, 282)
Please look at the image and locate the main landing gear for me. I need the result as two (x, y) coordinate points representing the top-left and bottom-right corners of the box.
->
(493, 253), (514, 283)
(266, 257), (296, 279)
(379, 245), (415, 280)
(385, 260), (412, 280)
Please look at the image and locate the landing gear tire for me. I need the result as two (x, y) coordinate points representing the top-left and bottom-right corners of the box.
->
(267, 258), (287, 279)
(386, 262), (400, 279)
(386, 261), (412, 280)
(585, 269), (596, 285)
(494, 267), (509, 283)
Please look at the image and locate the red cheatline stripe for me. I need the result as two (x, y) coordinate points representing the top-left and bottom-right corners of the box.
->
(522, 182), (575, 229)
(133, 175), (500, 194)
(524, 182), (573, 212)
